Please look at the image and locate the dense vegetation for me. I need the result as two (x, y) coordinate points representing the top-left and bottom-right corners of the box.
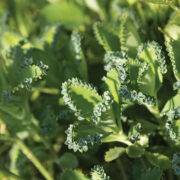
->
(1, 0), (180, 179)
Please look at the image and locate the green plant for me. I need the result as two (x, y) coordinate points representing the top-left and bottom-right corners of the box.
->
(1, 0), (180, 179)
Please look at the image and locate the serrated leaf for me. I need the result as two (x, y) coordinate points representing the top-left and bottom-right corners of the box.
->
(103, 69), (120, 126)
(137, 42), (165, 96)
(166, 39), (180, 81)
(72, 121), (107, 140)
(105, 147), (125, 162)
(103, 69), (119, 104)
(118, 12), (141, 57)
(71, 31), (88, 81)
(145, 152), (171, 169)
(64, 121), (109, 153)
(127, 59), (142, 90)
(138, 64), (157, 97)
(61, 169), (90, 180)
(93, 23), (120, 52)
(69, 83), (102, 120)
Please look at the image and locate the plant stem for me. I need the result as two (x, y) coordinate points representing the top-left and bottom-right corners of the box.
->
(15, 137), (53, 180)
(32, 87), (59, 95)
(102, 133), (132, 145)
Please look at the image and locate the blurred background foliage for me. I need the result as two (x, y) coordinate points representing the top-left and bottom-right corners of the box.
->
(0, 0), (180, 179)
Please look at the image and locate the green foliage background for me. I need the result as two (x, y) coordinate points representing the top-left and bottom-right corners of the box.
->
(1, 0), (180, 179)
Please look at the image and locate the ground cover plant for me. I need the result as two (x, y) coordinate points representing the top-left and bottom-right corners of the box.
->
(1, 0), (180, 179)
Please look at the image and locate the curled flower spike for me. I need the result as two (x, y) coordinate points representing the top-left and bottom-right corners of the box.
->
(91, 165), (111, 180)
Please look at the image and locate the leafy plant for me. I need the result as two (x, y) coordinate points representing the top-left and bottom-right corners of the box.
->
(1, 0), (180, 179)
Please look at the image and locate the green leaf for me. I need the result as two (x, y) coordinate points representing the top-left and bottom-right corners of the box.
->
(126, 145), (144, 158)
(1, 31), (25, 49)
(118, 11), (141, 57)
(166, 39), (180, 81)
(137, 63), (157, 97)
(39, 2), (90, 28)
(127, 59), (142, 90)
(59, 153), (78, 169)
(61, 169), (90, 180)
(93, 22), (120, 52)
(137, 119), (158, 134)
(145, 152), (171, 169)
(137, 42), (166, 96)
(105, 147), (125, 162)
(2, 45), (48, 92)
(103, 69), (119, 104)
(71, 31), (88, 81)
(162, 94), (180, 113)
(61, 78), (103, 121)
(140, 168), (162, 180)
(65, 121), (109, 153)
(165, 12), (180, 41)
